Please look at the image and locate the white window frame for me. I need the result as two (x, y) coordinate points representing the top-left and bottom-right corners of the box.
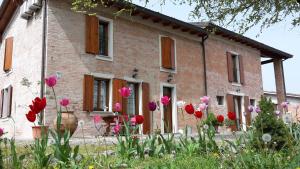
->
(90, 72), (114, 112)
(159, 35), (177, 73)
(160, 83), (177, 134)
(95, 16), (114, 62)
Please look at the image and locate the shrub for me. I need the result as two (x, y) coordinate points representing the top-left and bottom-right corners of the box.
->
(251, 96), (293, 150)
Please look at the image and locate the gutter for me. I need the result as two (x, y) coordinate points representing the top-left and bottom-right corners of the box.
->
(39, 0), (47, 124)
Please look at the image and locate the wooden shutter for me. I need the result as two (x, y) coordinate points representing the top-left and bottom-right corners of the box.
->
(227, 52), (234, 83)
(3, 37), (13, 72)
(226, 94), (237, 131)
(83, 75), (94, 111)
(113, 79), (127, 114)
(86, 15), (99, 54)
(0, 89), (3, 118)
(161, 37), (175, 70)
(244, 96), (251, 126)
(239, 55), (245, 85)
(142, 82), (150, 134)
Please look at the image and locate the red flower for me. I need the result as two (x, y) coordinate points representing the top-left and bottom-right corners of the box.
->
(32, 97), (46, 113)
(26, 111), (36, 122)
(227, 112), (236, 120)
(194, 111), (203, 119)
(135, 115), (144, 124)
(217, 115), (224, 123)
(185, 104), (195, 114)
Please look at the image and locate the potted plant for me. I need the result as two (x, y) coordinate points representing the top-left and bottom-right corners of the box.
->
(225, 118), (236, 132)
(25, 97), (48, 139)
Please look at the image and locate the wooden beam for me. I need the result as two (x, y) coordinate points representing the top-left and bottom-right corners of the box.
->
(152, 18), (161, 23)
(162, 22), (171, 26)
(142, 15), (151, 19)
(261, 59), (274, 65)
(181, 28), (189, 32)
(172, 25), (180, 29)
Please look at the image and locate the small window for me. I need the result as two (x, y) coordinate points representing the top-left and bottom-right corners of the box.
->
(0, 85), (13, 118)
(217, 96), (224, 105)
(232, 54), (240, 83)
(250, 99), (255, 106)
(99, 21), (109, 56)
(127, 83), (139, 116)
(93, 78), (109, 111)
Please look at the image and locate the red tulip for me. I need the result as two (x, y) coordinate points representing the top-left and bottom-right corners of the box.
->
(32, 97), (46, 113)
(135, 115), (144, 124)
(185, 104), (194, 114)
(217, 115), (224, 123)
(194, 111), (203, 119)
(26, 111), (36, 122)
(227, 112), (236, 120)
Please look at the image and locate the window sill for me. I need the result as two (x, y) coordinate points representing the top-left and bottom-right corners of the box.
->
(89, 111), (117, 117)
(95, 55), (113, 62)
(160, 67), (177, 74)
(232, 83), (242, 87)
(4, 69), (13, 76)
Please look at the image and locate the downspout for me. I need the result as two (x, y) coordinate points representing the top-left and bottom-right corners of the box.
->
(201, 35), (208, 96)
(201, 34), (208, 116)
(39, 0), (47, 124)
(282, 58), (287, 102)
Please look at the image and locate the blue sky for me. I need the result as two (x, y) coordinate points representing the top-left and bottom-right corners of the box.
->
(133, 0), (300, 94)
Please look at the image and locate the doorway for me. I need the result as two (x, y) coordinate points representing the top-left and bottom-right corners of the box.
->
(163, 87), (173, 133)
(233, 96), (243, 131)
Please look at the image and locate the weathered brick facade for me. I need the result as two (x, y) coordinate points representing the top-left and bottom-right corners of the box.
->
(0, 0), (290, 139)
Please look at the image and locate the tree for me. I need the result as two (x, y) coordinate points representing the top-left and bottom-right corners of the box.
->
(71, 0), (300, 34)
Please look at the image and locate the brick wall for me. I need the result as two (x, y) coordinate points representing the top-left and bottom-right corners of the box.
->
(46, 0), (206, 137)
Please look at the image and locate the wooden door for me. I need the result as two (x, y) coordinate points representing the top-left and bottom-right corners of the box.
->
(163, 87), (172, 133)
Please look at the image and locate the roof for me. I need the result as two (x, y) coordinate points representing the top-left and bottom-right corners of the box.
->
(264, 91), (300, 99)
(0, 0), (23, 39)
(192, 22), (293, 59)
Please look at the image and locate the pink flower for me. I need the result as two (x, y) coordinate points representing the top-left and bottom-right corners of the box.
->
(115, 103), (122, 112)
(45, 75), (57, 87)
(281, 102), (289, 109)
(119, 87), (131, 98)
(130, 117), (136, 125)
(161, 96), (170, 106)
(200, 96), (210, 105)
(248, 105), (254, 112)
(0, 128), (4, 137)
(199, 103), (208, 111)
(113, 124), (121, 134)
(60, 98), (70, 107)
(93, 115), (102, 124)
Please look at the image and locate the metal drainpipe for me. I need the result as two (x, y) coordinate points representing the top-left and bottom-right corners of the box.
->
(282, 58), (287, 102)
(201, 35), (209, 116)
(40, 0), (47, 124)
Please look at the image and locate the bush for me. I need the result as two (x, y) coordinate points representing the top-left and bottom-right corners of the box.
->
(251, 96), (293, 150)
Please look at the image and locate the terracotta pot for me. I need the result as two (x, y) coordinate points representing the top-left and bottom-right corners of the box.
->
(229, 125), (237, 132)
(32, 126), (49, 139)
(53, 111), (78, 136)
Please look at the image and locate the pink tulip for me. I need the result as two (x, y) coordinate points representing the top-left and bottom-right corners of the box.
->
(199, 103), (208, 111)
(0, 128), (4, 137)
(161, 96), (170, 106)
(119, 87), (131, 98)
(200, 96), (210, 105)
(248, 105), (254, 112)
(113, 124), (121, 134)
(60, 98), (70, 107)
(115, 103), (122, 112)
(281, 102), (289, 109)
(130, 117), (136, 125)
(93, 115), (102, 124)
(45, 75), (57, 87)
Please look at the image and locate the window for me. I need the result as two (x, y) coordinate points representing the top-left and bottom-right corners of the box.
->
(232, 54), (240, 83)
(127, 83), (139, 116)
(160, 36), (176, 71)
(0, 85), (13, 118)
(85, 15), (113, 60)
(93, 78), (109, 111)
(227, 52), (245, 84)
(250, 99), (255, 106)
(217, 96), (224, 105)
(99, 21), (109, 56)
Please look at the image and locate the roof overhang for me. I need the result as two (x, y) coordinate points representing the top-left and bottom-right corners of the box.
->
(192, 22), (293, 59)
(0, 0), (23, 40)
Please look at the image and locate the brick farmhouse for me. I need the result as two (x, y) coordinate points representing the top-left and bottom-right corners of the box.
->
(0, 0), (293, 139)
